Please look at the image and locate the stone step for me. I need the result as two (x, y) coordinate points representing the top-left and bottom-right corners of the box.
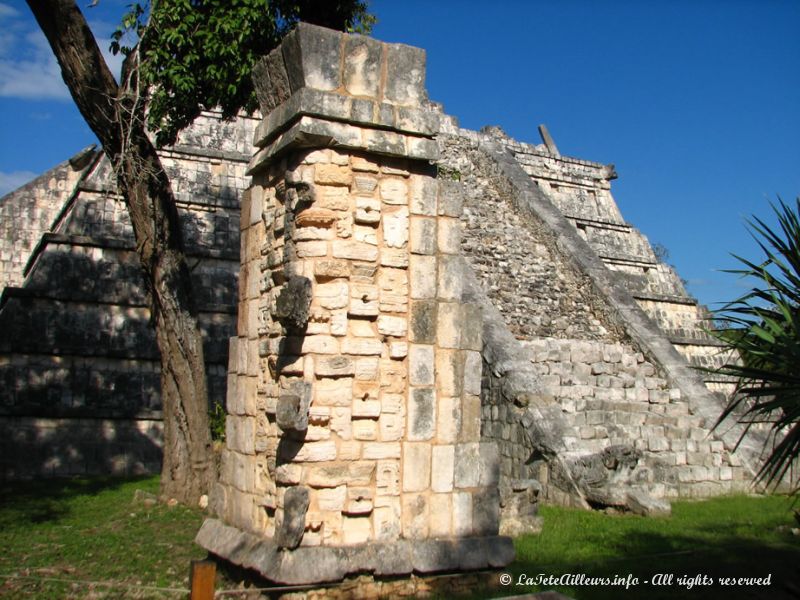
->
(58, 193), (241, 256)
(0, 294), (234, 362)
(19, 235), (239, 308)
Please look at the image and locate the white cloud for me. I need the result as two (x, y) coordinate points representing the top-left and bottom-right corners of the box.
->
(0, 7), (123, 101)
(0, 170), (38, 197)
(0, 4), (19, 18)
(0, 9), (70, 100)
(0, 49), (71, 100)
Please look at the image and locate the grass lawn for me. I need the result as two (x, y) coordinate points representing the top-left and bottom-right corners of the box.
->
(1, 476), (798, 599)
(0, 475), (205, 598)
(504, 495), (800, 600)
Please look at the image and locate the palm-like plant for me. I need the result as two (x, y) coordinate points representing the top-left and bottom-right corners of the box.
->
(711, 198), (800, 495)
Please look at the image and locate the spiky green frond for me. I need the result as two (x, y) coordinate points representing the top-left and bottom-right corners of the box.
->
(710, 198), (800, 495)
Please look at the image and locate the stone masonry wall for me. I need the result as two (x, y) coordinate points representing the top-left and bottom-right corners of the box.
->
(501, 129), (730, 389)
(0, 148), (96, 289)
(522, 338), (744, 496)
(0, 111), (255, 480)
(219, 148), (493, 545)
(481, 337), (746, 504)
(200, 24), (512, 586)
(0, 416), (163, 479)
(439, 132), (625, 343)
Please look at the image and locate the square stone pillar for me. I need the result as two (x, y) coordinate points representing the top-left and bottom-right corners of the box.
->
(197, 23), (513, 584)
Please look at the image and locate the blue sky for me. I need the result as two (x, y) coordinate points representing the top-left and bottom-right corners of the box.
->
(1, 0), (798, 309)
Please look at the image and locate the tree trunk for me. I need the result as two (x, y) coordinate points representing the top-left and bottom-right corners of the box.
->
(28, 0), (213, 504)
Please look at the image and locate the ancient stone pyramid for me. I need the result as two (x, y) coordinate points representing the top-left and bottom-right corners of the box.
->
(0, 112), (256, 476)
(0, 25), (759, 530)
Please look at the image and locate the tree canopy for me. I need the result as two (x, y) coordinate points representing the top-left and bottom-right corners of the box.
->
(113, 0), (373, 146)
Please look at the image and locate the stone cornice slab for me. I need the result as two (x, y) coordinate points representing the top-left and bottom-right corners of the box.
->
(248, 23), (441, 171)
(196, 518), (514, 585)
(253, 87), (441, 149)
(248, 115), (439, 175)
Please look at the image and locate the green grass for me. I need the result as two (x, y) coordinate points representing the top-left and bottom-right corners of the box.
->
(1, 478), (798, 599)
(0, 476), (206, 598)
(503, 495), (800, 600)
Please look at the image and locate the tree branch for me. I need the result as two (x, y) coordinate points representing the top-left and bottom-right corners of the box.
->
(26, 0), (122, 158)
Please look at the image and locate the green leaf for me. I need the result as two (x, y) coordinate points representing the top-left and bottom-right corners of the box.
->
(706, 197), (800, 495)
(130, 0), (373, 146)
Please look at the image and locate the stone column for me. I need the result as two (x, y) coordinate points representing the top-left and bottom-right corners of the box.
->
(197, 23), (513, 585)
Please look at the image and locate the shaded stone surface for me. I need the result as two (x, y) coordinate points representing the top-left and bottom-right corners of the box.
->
(274, 486), (310, 549)
(275, 276), (313, 328)
(196, 518), (514, 584)
(276, 381), (312, 432)
(0, 110), (254, 478)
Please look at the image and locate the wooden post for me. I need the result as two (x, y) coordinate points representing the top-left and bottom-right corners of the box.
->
(190, 559), (216, 600)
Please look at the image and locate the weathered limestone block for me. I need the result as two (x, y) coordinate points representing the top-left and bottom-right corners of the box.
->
(452, 492), (473, 536)
(402, 442), (432, 492)
(315, 280), (349, 309)
(437, 255), (464, 301)
(436, 303), (462, 349)
(291, 440), (338, 462)
(315, 378), (351, 407)
(380, 247), (408, 268)
(276, 381), (312, 432)
(377, 314), (407, 337)
(355, 197), (381, 224)
(409, 300), (437, 344)
(473, 487), (501, 535)
(315, 356), (356, 377)
(408, 388), (436, 441)
(380, 178), (408, 206)
(409, 255), (437, 299)
(384, 43), (427, 105)
(428, 493), (453, 537)
(275, 276), (312, 328)
(454, 443), (483, 489)
(436, 349), (464, 397)
(626, 489), (671, 517)
(275, 486), (310, 549)
(437, 217), (461, 254)
(362, 442), (401, 460)
(355, 357), (379, 380)
(431, 445), (455, 493)
(410, 217), (437, 255)
(409, 344), (435, 386)
(410, 175), (438, 216)
(382, 207), (409, 249)
(401, 493), (429, 538)
(437, 395), (462, 444)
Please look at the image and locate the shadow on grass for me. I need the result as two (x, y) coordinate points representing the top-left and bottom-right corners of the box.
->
(0, 475), (153, 525)
(505, 528), (800, 600)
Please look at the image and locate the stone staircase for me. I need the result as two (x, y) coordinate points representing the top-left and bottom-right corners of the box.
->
(503, 133), (735, 390)
(441, 123), (757, 509)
